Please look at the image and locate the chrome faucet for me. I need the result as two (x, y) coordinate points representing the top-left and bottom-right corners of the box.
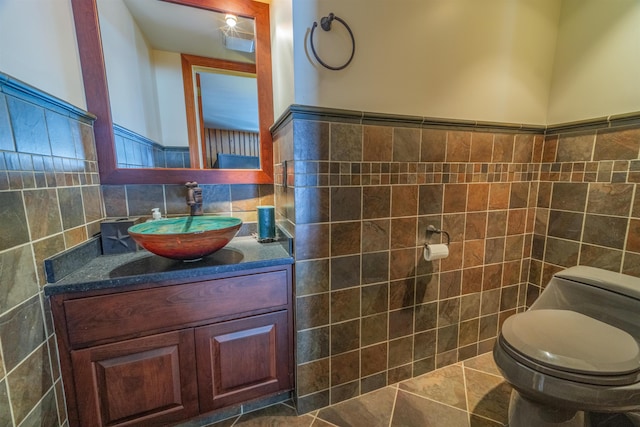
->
(185, 181), (203, 216)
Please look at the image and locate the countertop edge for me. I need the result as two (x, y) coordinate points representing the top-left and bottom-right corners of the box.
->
(44, 255), (294, 296)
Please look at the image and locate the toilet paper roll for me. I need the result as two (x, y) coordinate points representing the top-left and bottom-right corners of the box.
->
(424, 244), (449, 261)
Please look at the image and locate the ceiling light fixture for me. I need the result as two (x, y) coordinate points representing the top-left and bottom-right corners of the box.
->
(225, 14), (238, 28)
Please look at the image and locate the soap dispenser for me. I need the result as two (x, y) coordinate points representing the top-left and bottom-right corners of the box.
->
(147, 208), (163, 222)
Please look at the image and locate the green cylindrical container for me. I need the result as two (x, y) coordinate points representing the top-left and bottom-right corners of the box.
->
(257, 205), (275, 241)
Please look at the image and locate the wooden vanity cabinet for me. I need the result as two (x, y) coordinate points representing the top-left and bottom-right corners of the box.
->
(50, 264), (293, 427)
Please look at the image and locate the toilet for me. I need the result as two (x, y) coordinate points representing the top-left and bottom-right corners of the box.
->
(493, 266), (640, 427)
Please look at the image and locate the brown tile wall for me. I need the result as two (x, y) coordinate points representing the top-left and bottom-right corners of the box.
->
(0, 87), (102, 426)
(6, 69), (638, 423)
(101, 183), (274, 227)
(530, 125), (640, 291)
(273, 117), (547, 413)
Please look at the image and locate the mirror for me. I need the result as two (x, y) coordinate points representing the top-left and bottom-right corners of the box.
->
(71, 0), (274, 184)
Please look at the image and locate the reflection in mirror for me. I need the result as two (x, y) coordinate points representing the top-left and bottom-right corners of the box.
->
(98, 0), (260, 170)
(71, 0), (273, 184)
(199, 70), (259, 169)
(201, 70), (260, 169)
(181, 56), (259, 169)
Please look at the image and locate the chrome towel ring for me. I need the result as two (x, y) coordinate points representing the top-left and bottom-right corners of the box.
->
(310, 13), (355, 71)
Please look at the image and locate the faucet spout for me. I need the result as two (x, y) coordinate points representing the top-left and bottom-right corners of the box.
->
(185, 181), (203, 216)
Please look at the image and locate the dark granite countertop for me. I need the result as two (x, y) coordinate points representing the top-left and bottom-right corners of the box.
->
(44, 235), (293, 296)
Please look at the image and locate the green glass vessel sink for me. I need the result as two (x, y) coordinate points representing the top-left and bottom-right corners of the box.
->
(128, 216), (242, 261)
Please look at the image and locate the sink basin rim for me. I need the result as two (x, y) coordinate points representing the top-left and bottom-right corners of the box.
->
(127, 216), (243, 261)
(128, 216), (242, 235)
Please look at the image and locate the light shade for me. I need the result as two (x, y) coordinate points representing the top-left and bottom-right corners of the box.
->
(225, 14), (237, 27)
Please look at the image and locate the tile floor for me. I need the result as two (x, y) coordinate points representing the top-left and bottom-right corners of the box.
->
(205, 351), (512, 426)
(198, 351), (634, 427)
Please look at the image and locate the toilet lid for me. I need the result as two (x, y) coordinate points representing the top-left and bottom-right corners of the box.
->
(501, 309), (640, 376)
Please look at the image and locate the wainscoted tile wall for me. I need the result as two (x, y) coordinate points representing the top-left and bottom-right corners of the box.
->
(0, 74), (102, 426)
(101, 183), (274, 228)
(272, 110), (549, 413)
(114, 124), (190, 169)
(4, 67), (640, 425)
(530, 124), (640, 289)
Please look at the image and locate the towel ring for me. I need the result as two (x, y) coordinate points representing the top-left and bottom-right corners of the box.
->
(310, 13), (355, 71)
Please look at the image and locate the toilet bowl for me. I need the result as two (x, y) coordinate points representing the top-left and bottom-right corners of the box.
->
(493, 266), (640, 427)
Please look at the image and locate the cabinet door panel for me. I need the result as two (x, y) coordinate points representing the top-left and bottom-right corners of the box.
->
(71, 330), (197, 426)
(196, 311), (290, 411)
(216, 324), (276, 390)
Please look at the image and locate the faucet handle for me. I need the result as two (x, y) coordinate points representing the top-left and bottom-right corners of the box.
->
(194, 188), (203, 203)
(186, 181), (198, 205)
(185, 181), (203, 215)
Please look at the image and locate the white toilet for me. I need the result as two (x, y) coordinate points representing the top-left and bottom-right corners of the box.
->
(493, 266), (640, 427)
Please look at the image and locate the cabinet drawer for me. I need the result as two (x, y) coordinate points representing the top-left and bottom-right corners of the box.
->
(64, 269), (289, 348)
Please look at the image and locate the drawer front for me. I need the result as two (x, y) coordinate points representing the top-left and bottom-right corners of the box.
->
(64, 269), (289, 348)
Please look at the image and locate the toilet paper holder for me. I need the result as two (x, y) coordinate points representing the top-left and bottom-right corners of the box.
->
(425, 225), (450, 246)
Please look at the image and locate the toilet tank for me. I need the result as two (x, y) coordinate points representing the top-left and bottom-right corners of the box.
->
(531, 266), (640, 339)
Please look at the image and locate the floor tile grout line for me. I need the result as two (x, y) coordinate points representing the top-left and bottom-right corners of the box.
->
(313, 413), (340, 427)
(461, 364), (505, 380)
(462, 360), (472, 426)
(396, 387), (469, 414)
(462, 362), (512, 426)
(318, 381), (401, 414)
(387, 386), (399, 427)
(307, 405), (320, 426)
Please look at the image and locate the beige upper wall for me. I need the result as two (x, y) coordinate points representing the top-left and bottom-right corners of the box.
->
(546, 0), (640, 124)
(0, 0), (85, 109)
(98, 0), (163, 142)
(271, 0), (295, 117)
(2, 0), (638, 128)
(289, 0), (562, 125)
(98, 0), (190, 147)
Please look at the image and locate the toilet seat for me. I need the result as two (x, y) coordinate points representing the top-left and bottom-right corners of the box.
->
(500, 309), (640, 386)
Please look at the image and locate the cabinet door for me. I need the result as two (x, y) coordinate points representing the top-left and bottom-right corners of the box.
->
(195, 311), (290, 412)
(71, 329), (198, 427)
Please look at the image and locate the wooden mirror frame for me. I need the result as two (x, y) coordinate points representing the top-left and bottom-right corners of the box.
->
(71, 0), (274, 185)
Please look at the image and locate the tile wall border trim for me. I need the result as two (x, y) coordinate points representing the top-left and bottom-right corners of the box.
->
(271, 104), (545, 134)
(0, 71), (96, 124)
(271, 104), (640, 136)
(114, 123), (162, 149)
(113, 124), (189, 154)
(546, 111), (640, 134)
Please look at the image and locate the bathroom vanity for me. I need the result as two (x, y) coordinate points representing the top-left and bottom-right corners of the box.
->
(44, 236), (294, 427)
